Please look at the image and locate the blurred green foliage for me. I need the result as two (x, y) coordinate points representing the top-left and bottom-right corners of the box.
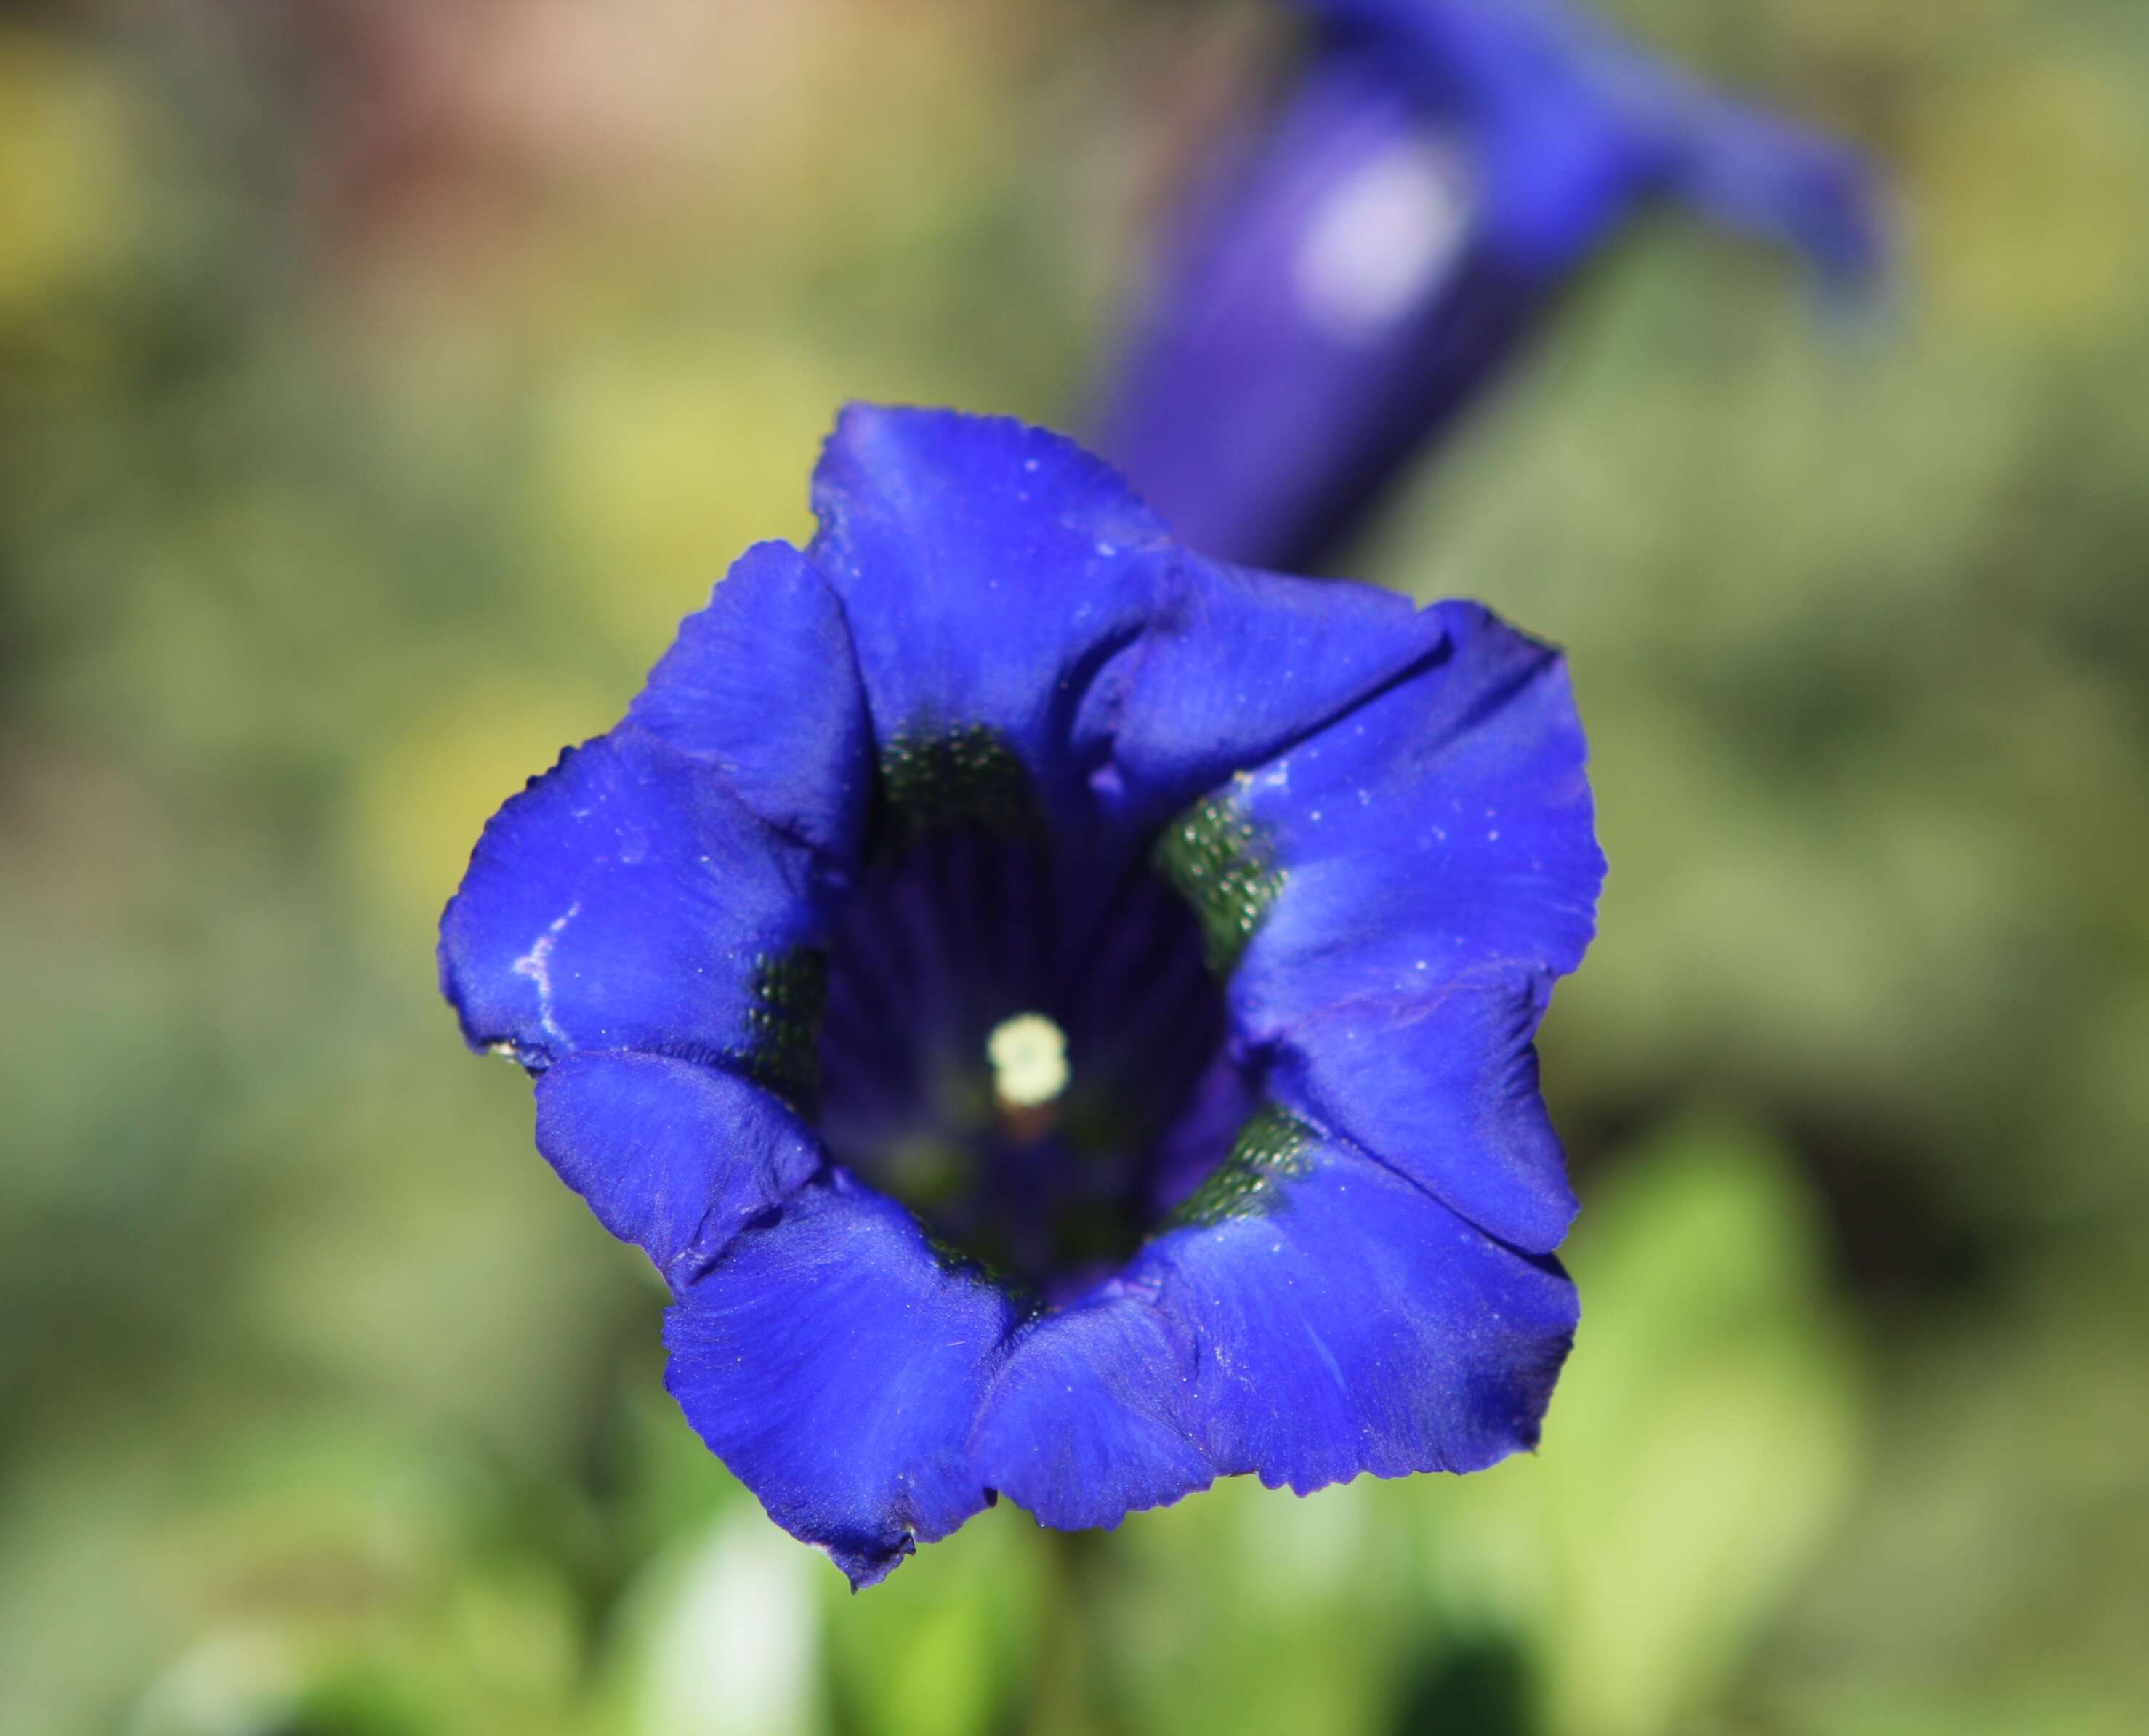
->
(2, 1), (2145, 1733)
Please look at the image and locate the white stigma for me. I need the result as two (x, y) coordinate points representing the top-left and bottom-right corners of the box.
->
(988, 1012), (1071, 1110)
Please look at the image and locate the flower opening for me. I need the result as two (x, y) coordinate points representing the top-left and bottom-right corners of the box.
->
(815, 816), (1233, 1295)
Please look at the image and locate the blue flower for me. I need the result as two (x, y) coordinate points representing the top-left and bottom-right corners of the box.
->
(440, 406), (1602, 1585)
(1094, 0), (1887, 571)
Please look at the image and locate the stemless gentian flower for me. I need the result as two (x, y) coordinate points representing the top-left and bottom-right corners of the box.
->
(1094, 0), (1887, 572)
(440, 406), (1602, 1586)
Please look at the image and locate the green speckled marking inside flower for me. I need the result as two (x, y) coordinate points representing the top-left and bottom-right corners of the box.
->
(874, 726), (1036, 852)
(741, 948), (828, 1115)
(916, 1218), (1040, 1307)
(1153, 784), (1285, 975)
(1160, 1104), (1315, 1231)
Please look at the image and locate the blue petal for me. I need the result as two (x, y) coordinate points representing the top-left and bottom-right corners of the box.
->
(1657, 91), (1887, 295)
(1156, 1141), (1577, 1490)
(1307, 0), (1885, 285)
(974, 1132), (1576, 1525)
(972, 1298), (1213, 1531)
(534, 1054), (823, 1290)
(628, 541), (874, 864)
(664, 1173), (1023, 1586)
(1092, 48), (1512, 570)
(1232, 602), (1601, 1250)
(1081, 558), (1456, 833)
(812, 404), (1455, 831)
(438, 728), (825, 1074)
(807, 404), (1173, 831)
(1265, 975), (1575, 1253)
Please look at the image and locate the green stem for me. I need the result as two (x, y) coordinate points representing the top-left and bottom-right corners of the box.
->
(1026, 1527), (1114, 1736)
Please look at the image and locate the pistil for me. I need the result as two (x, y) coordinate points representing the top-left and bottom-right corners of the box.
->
(988, 1012), (1070, 1144)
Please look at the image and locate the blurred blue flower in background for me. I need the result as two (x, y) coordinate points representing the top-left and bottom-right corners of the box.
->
(1094, 0), (1887, 573)
(440, 405), (1601, 1586)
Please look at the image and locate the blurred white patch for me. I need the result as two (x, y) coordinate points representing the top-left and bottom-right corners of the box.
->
(988, 1012), (1071, 1109)
(635, 1513), (820, 1736)
(1295, 133), (1477, 343)
(1264, 1481), (1368, 1601)
(125, 1626), (301, 1736)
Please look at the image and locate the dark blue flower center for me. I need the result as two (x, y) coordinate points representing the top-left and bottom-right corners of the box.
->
(813, 784), (1251, 1299)
(816, 826), (1240, 1298)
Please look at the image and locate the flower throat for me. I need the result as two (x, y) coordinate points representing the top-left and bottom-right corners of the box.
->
(801, 730), (1259, 1297)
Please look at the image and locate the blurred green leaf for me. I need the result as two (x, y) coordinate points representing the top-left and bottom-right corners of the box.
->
(1533, 1115), (1865, 1736)
(1399, 1115), (1865, 1736)
(821, 1509), (1044, 1736)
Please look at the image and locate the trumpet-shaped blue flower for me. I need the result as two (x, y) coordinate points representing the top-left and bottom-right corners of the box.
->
(441, 406), (1602, 1585)
(1095, 0), (1887, 572)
